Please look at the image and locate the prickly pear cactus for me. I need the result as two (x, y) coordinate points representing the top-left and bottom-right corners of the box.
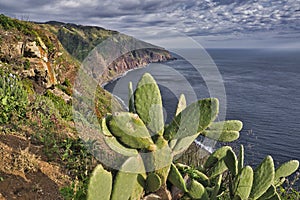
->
(169, 94), (187, 149)
(250, 156), (275, 199)
(107, 112), (155, 150)
(88, 72), (292, 200)
(204, 146), (232, 169)
(145, 173), (162, 193)
(224, 148), (238, 176)
(164, 98), (219, 140)
(134, 73), (164, 135)
(167, 163), (188, 192)
(187, 179), (209, 200)
(176, 94), (186, 116)
(233, 166), (253, 200)
(274, 160), (299, 186)
(257, 185), (276, 200)
(101, 116), (138, 156)
(238, 145), (244, 173)
(202, 120), (243, 142)
(87, 164), (112, 200)
(128, 81), (135, 113)
(111, 156), (145, 200)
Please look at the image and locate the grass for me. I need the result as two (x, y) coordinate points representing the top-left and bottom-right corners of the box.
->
(44, 90), (73, 121)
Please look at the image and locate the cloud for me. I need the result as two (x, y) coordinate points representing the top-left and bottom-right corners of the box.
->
(0, 0), (299, 47)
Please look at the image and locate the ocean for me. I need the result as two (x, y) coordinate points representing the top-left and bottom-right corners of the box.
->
(104, 48), (300, 168)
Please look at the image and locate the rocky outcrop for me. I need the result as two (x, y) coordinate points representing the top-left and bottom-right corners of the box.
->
(5, 39), (58, 88)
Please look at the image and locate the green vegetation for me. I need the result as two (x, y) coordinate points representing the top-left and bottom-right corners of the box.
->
(0, 68), (28, 123)
(23, 59), (30, 70)
(53, 23), (117, 61)
(0, 14), (35, 37)
(44, 90), (72, 121)
(27, 94), (97, 199)
(87, 73), (299, 199)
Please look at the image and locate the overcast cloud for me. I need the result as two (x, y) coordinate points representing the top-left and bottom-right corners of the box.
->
(0, 0), (299, 48)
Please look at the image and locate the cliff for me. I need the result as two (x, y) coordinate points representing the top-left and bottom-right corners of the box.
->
(0, 14), (173, 98)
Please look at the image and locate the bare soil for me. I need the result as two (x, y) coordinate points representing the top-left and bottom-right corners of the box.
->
(0, 134), (70, 200)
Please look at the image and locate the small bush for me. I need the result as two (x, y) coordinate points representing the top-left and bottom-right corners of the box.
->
(44, 90), (72, 121)
(23, 59), (30, 70)
(0, 69), (28, 123)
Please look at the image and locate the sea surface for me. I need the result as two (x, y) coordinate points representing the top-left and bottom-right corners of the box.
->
(104, 48), (300, 168)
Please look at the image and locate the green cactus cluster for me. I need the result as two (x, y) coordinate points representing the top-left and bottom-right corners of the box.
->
(221, 145), (299, 200)
(167, 145), (299, 200)
(87, 73), (299, 200)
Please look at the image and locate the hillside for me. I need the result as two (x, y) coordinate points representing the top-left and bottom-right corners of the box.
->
(0, 14), (173, 199)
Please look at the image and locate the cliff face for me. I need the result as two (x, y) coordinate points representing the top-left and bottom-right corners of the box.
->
(46, 21), (173, 84)
(0, 14), (78, 95)
(100, 49), (172, 84)
(0, 14), (173, 98)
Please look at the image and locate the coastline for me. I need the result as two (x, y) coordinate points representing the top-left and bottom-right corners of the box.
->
(101, 65), (145, 87)
(101, 56), (176, 87)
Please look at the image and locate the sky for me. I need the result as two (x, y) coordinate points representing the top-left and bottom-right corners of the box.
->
(0, 0), (299, 48)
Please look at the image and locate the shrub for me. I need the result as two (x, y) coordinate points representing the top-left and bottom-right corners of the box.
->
(23, 59), (30, 70)
(44, 90), (72, 121)
(0, 69), (28, 123)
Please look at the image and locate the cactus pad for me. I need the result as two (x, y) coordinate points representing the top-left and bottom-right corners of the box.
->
(101, 117), (138, 156)
(107, 112), (155, 149)
(168, 163), (188, 192)
(130, 174), (146, 200)
(204, 146), (232, 169)
(176, 94), (187, 116)
(274, 160), (299, 185)
(208, 120), (243, 131)
(250, 156), (275, 199)
(134, 73), (164, 135)
(224, 148), (238, 176)
(238, 145), (244, 174)
(146, 173), (162, 192)
(164, 98), (219, 140)
(210, 159), (228, 178)
(111, 157), (145, 200)
(202, 130), (240, 142)
(233, 166), (253, 200)
(87, 164), (112, 200)
(257, 185), (276, 200)
(187, 179), (209, 200)
(202, 120), (243, 142)
(169, 94), (187, 149)
(172, 134), (199, 156)
(128, 81), (135, 113)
